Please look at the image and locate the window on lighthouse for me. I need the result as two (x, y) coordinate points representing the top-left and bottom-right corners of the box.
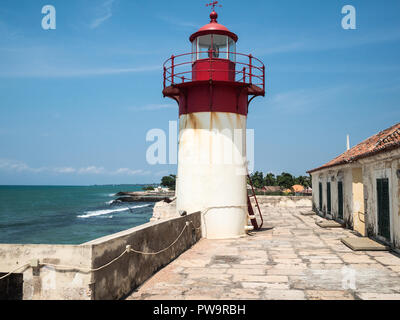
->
(197, 34), (212, 60)
(193, 35), (236, 62)
(228, 38), (236, 62)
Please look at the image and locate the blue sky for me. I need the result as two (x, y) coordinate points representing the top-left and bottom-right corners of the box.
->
(0, 0), (399, 185)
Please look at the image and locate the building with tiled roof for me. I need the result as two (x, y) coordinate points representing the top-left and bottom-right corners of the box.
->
(308, 122), (400, 250)
(308, 123), (400, 173)
(262, 186), (282, 193)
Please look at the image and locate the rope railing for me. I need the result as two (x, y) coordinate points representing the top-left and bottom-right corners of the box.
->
(0, 220), (200, 280)
(1, 205), (260, 281)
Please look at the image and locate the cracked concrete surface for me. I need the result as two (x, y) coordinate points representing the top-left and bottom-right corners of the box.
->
(126, 206), (400, 300)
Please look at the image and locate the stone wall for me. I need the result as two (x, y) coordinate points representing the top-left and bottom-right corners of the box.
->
(86, 212), (201, 300)
(152, 196), (313, 222)
(0, 212), (202, 300)
(0, 244), (93, 300)
(255, 196), (312, 208)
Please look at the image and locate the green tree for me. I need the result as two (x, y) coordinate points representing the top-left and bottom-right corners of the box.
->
(142, 186), (155, 191)
(276, 172), (295, 189)
(249, 171), (264, 189)
(161, 175), (176, 191)
(295, 175), (312, 188)
(264, 173), (277, 186)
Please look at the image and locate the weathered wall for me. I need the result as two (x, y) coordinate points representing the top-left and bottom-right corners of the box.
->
(311, 166), (354, 228)
(352, 167), (366, 236)
(361, 148), (400, 247)
(311, 148), (400, 249)
(0, 244), (93, 300)
(0, 212), (202, 300)
(153, 196), (312, 222)
(255, 196), (312, 208)
(85, 212), (202, 300)
(343, 168), (354, 228)
(177, 112), (248, 239)
(311, 166), (353, 228)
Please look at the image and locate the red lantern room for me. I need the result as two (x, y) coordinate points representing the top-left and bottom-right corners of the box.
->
(163, 7), (266, 116)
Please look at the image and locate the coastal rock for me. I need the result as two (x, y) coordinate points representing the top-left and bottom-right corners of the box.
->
(151, 198), (177, 221)
(116, 196), (172, 203)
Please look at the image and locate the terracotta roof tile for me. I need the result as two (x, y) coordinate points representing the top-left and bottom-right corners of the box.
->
(308, 122), (400, 173)
(291, 185), (305, 193)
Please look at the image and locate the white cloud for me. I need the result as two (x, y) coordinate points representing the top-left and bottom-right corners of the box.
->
(113, 168), (143, 176)
(0, 159), (148, 177)
(53, 167), (76, 174)
(78, 166), (106, 175)
(90, 0), (116, 29)
(0, 159), (44, 173)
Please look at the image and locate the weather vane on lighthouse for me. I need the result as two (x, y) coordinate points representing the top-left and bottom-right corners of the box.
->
(206, 1), (222, 11)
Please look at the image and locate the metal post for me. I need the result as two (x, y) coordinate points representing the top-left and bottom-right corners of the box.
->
(209, 49), (213, 80)
(249, 54), (253, 84)
(171, 55), (175, 85)
(243, 67), (246, 83)
(262, 65), (265, 91)
(163, 67), (166, 89)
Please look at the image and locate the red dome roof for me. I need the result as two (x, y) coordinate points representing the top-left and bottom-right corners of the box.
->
(189, 11), (238, 42)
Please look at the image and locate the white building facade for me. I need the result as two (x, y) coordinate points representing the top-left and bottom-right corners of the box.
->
(309, 124), (400, 249)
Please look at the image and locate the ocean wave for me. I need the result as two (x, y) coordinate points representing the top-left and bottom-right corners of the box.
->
(77, 204), (151, 219)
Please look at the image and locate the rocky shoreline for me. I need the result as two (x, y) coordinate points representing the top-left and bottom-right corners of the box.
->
(113, 191), (175, 203)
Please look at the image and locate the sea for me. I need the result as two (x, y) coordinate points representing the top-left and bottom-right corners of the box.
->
(0, 185), (155, 245)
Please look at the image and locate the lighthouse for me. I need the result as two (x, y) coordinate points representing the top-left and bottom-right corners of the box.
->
(163, 3), (265, 239)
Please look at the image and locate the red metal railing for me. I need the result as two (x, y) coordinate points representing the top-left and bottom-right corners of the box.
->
(163, 51), (265, 92)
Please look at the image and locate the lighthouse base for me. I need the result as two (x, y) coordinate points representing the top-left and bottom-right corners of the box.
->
(202, 207), (247, 239)
(176, 112), (249, 240)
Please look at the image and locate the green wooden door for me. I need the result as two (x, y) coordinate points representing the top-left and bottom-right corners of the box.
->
(338, 181), (344, 220)
(319, 183), (323, 211)
(377, 178), (390, 240)
(327, 182), (331, 214)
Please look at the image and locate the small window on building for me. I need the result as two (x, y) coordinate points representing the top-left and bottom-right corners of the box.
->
(377, 178), (390, 240)
(319, 182), (323, 211)
(338, 181), (344, 220)
(327, 182), (331, 214)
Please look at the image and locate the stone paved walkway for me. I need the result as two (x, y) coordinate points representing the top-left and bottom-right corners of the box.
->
(127, 206), (400, 300)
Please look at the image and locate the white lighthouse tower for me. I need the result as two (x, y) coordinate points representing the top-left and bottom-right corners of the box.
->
(162, 4), (265, 239)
